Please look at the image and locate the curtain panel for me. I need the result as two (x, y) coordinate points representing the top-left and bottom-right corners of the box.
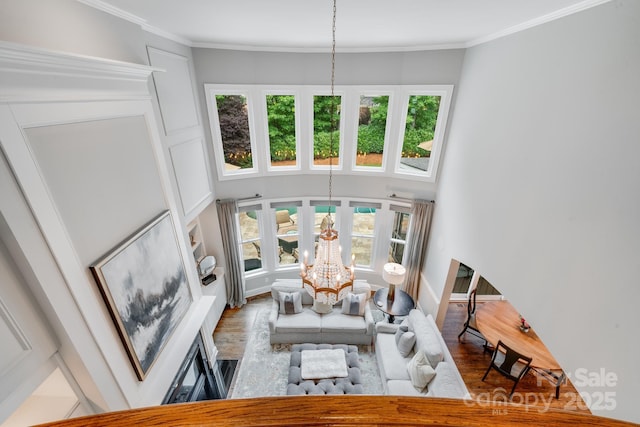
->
(216, 199), (246, 308)
(403, 200), (434, 301)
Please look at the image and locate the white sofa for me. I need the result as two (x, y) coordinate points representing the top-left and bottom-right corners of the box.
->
(375, 309), (471, 399)
(268, 279), (375, 345)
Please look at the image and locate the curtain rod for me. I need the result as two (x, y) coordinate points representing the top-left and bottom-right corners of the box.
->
(216, 193), (262, 203)
(388, 194), (435, 204)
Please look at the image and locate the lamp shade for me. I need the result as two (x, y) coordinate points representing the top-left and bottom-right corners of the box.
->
(382, 263), (406, 285)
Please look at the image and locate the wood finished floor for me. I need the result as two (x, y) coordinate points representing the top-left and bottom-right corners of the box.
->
(213, 296), (589, 414)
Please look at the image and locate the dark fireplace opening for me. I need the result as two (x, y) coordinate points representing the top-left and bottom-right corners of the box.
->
(163, 334), (228, 404)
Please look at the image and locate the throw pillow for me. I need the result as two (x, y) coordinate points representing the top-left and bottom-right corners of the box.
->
(279, 291), (302, 315)
(396, 331), (416, 358)
(341, 292), (366, 316)
(394, 324), (409, 345)
(407, 350), (436, 391)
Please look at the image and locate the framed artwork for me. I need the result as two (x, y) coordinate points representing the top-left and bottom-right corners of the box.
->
(90, 211), (192, 380)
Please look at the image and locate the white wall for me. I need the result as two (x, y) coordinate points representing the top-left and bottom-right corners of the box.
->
(426, 1), (640, 422)
(0, 0), (146, 63)
(0, 0), (214, 416)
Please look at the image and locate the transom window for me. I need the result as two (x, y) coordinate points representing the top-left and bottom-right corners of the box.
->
(205, 84), (452, 182)
(355, 94), (390, 169)
(265, 94), (298, 169)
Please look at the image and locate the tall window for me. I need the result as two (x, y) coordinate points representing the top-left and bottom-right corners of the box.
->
(389, 209), (411, 263)
(213, 94), (255, 171)
(356, 95), (389, 168)
(238, 209), (262, 272)
(266, 94), (297, 169)
(398, 94), (441, 175)
(351, 204), (378, 267)
(272, 205), (300, 267)
(313, 95), (342, 167)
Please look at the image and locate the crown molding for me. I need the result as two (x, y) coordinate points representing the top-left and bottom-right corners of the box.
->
(76, 0), (193, 47)
(0, 41), (161, 103)
(467, 0), (613, 47)
(189, 41), (467, 54)
(76, 0), (147, 26)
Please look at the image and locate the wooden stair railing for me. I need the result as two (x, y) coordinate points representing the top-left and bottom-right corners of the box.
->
(36, 396), (634, 426)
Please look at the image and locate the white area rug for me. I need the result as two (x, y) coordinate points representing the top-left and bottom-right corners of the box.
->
(230, 309), (384, 398)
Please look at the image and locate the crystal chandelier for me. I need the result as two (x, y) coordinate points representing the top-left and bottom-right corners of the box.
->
(300, 0), (354, 311)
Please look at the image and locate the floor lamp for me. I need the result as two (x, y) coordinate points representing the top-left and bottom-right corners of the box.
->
(383, 262), (406, 301)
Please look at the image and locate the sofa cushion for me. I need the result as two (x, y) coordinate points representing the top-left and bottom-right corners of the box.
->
(275, 308), (321, 333)
(375, 333), (412, 381)
(341, 292), (366, 316)
(321, 309), (367, 334)
(408, 310), (444, 368)
(279, 291), (303, 314)
(426, 362), (467, 398)
(387, 380), (424, 396)
(406, 350), (436, 391)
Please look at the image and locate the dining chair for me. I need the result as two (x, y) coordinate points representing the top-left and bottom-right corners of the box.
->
(482, 340), (533, 398)
(457, 288), (488, 346)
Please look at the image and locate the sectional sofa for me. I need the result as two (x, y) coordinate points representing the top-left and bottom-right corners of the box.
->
(375, 309), (471, 399)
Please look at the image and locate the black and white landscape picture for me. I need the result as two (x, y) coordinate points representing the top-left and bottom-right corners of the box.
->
(91, 211), (191, 380)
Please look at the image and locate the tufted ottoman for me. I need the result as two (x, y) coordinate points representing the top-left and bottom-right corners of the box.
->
(287, 343), (363, 395)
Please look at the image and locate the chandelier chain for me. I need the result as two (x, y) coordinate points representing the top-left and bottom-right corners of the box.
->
(328, 0), (336, 226)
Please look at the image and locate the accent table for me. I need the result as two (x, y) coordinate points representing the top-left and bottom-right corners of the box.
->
(373, 288), (415, 323)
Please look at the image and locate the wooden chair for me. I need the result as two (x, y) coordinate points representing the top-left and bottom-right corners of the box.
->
(482, 340), (533, 398)
(457, 289), (488, 345)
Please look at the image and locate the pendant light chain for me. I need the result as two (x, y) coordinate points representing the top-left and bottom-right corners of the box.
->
(328, 0), (337, 227)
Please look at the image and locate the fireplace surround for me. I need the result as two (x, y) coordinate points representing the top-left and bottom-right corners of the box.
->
(163, 334), (226, 404)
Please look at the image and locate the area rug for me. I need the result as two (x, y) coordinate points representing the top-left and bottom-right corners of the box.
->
(230, 309), (384, 398)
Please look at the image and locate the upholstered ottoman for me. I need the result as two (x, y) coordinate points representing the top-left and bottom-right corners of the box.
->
(287, 343), (363, 395)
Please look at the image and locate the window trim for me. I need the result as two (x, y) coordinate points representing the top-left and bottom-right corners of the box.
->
(205, 85), (260, 181)
(393, 85), (453, 182)
(237, 206), (265, 275)
(309, 88), (347, 172)
(351, 90), (394, 173)
(262, 89), (302, 173)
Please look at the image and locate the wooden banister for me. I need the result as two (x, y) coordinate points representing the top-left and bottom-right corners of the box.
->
(36, 396), (634, 427)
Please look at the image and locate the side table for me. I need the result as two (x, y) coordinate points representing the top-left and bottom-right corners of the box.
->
(373, 288), (414, 323)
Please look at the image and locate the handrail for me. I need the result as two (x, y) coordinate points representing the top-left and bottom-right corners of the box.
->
(36, 396), (634, 427)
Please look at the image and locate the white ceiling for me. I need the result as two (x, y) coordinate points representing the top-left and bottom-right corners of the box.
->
(87, 0), (609, 52)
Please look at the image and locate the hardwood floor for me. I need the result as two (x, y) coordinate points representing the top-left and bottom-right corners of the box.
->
(213, 295), (589, 414)
(214, 294), (272, 360)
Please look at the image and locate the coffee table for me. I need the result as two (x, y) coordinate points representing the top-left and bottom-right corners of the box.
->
(373, 288), (414, 323)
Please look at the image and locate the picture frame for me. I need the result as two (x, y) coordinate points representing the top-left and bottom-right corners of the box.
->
(90, 211), (192, 380)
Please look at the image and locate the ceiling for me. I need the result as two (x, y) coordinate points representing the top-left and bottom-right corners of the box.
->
(88, 0), (608, 52)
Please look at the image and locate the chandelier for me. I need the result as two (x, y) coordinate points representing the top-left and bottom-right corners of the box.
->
(300, 0), (354, 312)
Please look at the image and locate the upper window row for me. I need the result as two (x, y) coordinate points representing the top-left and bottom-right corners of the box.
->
(204, 85), (453, 182)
